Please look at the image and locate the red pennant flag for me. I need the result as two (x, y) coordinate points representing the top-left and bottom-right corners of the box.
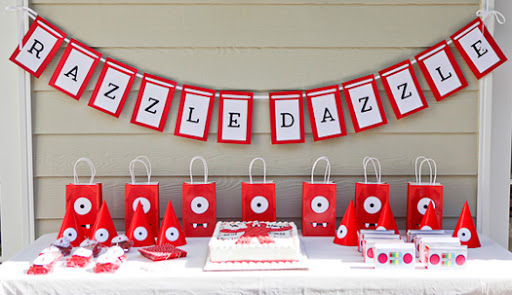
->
(305, 85), (347, 141)
(269, 91), (305, 144)
(90, 201), (118, 247)
(217, 91), (254, 144)
(419, 202), (441, 230)
(157, 201), (187, 246)
(58, 205), (85, 247)
(49, 39), (102, 100)
(376, 201), (399, 234)
(452, 201), (481, 248)
(334, 200), (361, 246)
(415, 41), (468, 102)
(174, 85), (216, 141)
(127, 202), (155, 247)
(342, 75), (387, 133)
(9, 16), (66, 78)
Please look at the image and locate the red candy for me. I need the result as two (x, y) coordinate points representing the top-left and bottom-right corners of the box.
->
(138, 244), (187, 261)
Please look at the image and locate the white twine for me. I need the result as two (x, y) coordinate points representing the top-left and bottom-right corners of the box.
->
(129, 156), (152, 184)
(73, 158), (96, 185)
(476, 9), (506, 25)
(418, 158), (438, 185)
(249, 157), (267, 184)
(189, 156), (208, 184)
(363, 157), (382, 184)
(311, 156), (331, 184)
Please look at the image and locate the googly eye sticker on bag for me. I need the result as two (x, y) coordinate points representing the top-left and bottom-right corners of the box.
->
(241, 158), (276, 222)
(125, 156), (160, 238)
(302, 156), (337, 236)
(66, 158), (103, 237)
(182, 156), (216, 237)
(406, 157), (443, 231)
(355, 157), (389, 230)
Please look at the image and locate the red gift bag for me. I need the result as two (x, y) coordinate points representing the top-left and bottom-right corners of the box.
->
(355, 157), (389, 229)
(302, 157), (337, 236)
(182, 156), (216, 237)
(125, 156), (160, 237)
(242, 158), (276, 222)
(407, 157), (443, 231)
(66, 158), (102, 237)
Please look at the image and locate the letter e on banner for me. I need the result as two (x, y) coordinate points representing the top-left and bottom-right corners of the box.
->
(269, 91), (305, 144)
(49, 39), (102, 100)
(342, 75), (387, 133)
(10, 16), (66, 78)
(131, 74), (176, 132)
(451, 18), (507, 80)
(415, 41), (468, 102)
(174, 85), (216, 141)
(305, 85), (347, 141)
(379, 60), (428, 120)
(217, 91), (253, 144)
(88, 58), (137, 117)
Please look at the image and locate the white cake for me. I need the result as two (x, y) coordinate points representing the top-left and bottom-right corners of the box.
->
(208, 221), (301, 263)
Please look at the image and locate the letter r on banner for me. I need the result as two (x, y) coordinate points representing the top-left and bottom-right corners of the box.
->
(174, 85), (216, 141)
(217, 91), (253, 144)
(9, 16), (66, 78)
(451, 18), (507, 80)
(130, 74), (176, 132)
(305, 85), (347, 141)
(342, 75), (387, 133)
(269, 91), (305, 144)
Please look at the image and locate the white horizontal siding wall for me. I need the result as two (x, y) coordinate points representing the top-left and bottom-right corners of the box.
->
(30, 0), (481, 237)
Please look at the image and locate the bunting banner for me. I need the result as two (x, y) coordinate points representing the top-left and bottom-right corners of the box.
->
(8, 10), (509, 145)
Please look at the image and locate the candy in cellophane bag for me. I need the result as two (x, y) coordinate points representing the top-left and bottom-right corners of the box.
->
(52, 237), (73, 256)
(80, 238), (102, 257)
(138, 244), (187, 261)
(66, 247), (94, 268)
(111, 234), (134, 253)
(93, 246), (126, 273)
(27, 247), (63, 275)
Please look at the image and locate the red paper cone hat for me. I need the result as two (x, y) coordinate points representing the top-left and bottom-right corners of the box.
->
(58, 205), (85, 247)
(419, 202), (441, 230)
(127, 202), (155, 247)
(376, 201), (399, 234)
(452, 201), (480, 248)
(90, 201), (118, 246)
(334, 200), (361, 246)
(157, 201), (187, 246)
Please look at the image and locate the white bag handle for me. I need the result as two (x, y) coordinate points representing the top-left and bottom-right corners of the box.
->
(73, 158), (96, 185)
(249, 157), (267, 184)
(418, 158), (438, 185)
(189, 156), (208, 184)
(363, 157), (382, 184)
(414, 156), (429, 183)
(311, 156), (331, 184)
(129, 156), (152, 185)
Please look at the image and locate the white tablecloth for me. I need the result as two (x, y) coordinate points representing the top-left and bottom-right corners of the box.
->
(1, 233), (512, 295)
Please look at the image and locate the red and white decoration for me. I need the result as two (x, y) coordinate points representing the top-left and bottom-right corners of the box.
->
(269, 91), (305, 144)
(217, 91), (253, 144)
(305, 85), (347, 141)
(175, 85), (216, 141)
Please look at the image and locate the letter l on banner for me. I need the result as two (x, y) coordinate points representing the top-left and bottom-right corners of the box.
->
(269, 91), (305, 144)
(174, 85), (216, 141)
(217, 91), (253, 144)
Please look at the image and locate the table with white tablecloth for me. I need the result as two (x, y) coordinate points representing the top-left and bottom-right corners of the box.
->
(1, 233), (512, 295)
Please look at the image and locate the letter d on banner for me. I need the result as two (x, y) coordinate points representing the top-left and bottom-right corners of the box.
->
(269, 91), (305, 144)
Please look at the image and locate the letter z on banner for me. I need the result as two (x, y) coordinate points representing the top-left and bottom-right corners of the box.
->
(342, 75), (387, 133)
(379, 60), (428, 120)
(88, 58), (137, 117)
(9, 16), (66, 78)
(269, 91), (305, 144)
(415, 41), (468, 102)
(217, 91), (253, 144)
(451, 18), (507, 80)
(174, 85), (216, 141)
(305, 85), (347, 141)
(130, 74), (176, 132)
(49, 39), (102, 100)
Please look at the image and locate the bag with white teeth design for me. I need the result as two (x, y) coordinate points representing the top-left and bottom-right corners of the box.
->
(182, 156), (217, 237)
(302, 156), (337, 236)
(66, 158), (103, 237)
(242, 157), (276, 222)
(355, 157), (389, 230)
(125, 156), (160, 239)
(406, 157), (443, 231)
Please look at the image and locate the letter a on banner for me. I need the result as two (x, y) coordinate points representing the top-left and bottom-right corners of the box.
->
(415, 41), (468, 102)
(9, 16), (66, 78)
(88, 58), (137, 118)
(49, 39), (102, 100)
(342, 75), (387, 133)
(174, 85), (216, 141)
(269, 91), (305, 144)
(305, 85), (347, 141)
(451, 18), (507, 80)
(131, 74), (176, 132)
(379, 60), (428, 120)
(217, 91), (253, 144)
